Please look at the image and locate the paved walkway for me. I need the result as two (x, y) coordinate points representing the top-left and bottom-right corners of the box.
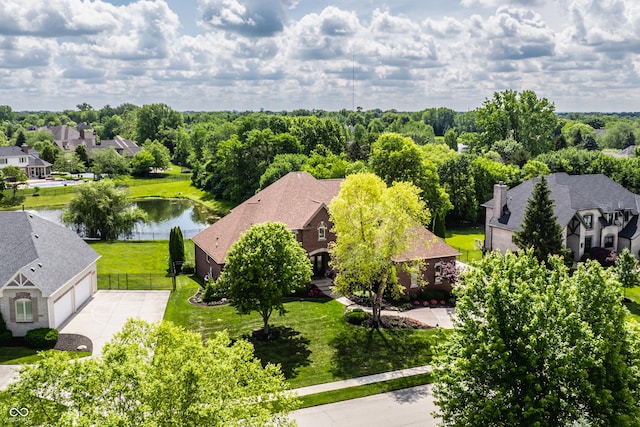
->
(315, 281), (456, 329)
(292, 365), (432, 397)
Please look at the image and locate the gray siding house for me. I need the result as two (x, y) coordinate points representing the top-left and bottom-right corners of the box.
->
(482, 173), (640, 262)
(0, 212), (100, 336)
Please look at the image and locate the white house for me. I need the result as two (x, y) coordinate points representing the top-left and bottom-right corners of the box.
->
(0, 145), (52, 178)
(482, 173), (640, 262)
(0, 212), (100, 336)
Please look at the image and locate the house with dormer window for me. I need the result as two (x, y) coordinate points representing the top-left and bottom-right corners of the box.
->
(0, 212), (100, 336)
(192, 171), (459, 293)
(482, 173), (640, 262)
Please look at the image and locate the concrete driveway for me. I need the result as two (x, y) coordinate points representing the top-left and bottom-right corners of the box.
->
(60, 290), (170, 356)
(291, 384), (440, 427)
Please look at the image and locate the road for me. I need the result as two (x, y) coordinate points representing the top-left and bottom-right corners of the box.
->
(291, 384), (440, 427)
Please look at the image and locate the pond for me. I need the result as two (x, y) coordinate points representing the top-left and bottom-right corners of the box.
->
(29, 198), (215, 240)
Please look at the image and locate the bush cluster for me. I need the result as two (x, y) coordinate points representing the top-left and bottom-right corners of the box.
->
(345, 308), (368, 325)
(0, 311), (12, 345)
(202, 279), (228, 303)
(25, 328), (59, 349)
(181, 261), (195, 274)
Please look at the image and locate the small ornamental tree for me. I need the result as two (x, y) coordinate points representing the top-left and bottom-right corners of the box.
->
(614, 247), (640, 297)
(513, 175), (568, 264)
(220, 222), (312, 337)
(168, 226), (185, 274)
(329, 173), (429, 327)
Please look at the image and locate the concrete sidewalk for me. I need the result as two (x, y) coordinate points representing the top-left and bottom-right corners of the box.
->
(292, 365), (432, 397)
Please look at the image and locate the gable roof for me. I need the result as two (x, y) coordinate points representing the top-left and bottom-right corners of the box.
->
(192, 171), (342, 263)
(482, 173), (640, 231)
(394, 227), (460, 262)
(0, 212), (100, 296)
(0, 146), (28, 157)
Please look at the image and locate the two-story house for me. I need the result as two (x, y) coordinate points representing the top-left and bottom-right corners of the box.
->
(0, 145), (52, 178)
(192, 171), (459, 294)
(482, 173), (640, 261)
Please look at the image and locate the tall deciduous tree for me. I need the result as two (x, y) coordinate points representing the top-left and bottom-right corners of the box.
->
(512, 175), (567, 263)
(169, 226), (185, 273)
(91, 147), (130, 178)
(614, 247), (640, 297)
(329, 173), (429, 327)
(220, 222), (312, 336)
(1, 165), (27, 199)
(369, 133), (451, 222)
(434, 251), (640, 426)
(1, 320), (298, 426)
(142, 139), (171, 172)
(135, 103), (183, 153)
(475, 89), (557, 157)
(63, 180), (145, 240)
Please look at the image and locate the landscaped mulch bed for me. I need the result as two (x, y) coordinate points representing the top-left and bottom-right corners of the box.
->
(362, 315), (431, 330)
(188, 288), (229, 307)
(54, 334), (93, 353)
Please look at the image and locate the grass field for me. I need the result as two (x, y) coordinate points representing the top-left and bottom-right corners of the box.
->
(164, 280), (440, 389)
(445, 226), (484, 263)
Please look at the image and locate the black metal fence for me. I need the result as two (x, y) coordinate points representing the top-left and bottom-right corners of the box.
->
(98, 274), (174, 290)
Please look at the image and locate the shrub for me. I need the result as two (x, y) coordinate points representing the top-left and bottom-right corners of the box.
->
(181, 261), (195, 275)
(202, 279), (227, 302)
(345, 308), (368, 325)
(0, 311), (12, 345)
(25, 328), (59, 349)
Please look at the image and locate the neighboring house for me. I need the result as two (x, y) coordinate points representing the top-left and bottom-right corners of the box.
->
(0, 145), (52, 178)
(482, 173), (640, 262)
(192, 171), (459, 294)
(0, 211), (100, 336)
(42, 124), (140, 158)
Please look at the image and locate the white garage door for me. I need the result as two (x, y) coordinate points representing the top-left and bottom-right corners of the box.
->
(74, 276), (91, 308)
(54, 291), (73, 328)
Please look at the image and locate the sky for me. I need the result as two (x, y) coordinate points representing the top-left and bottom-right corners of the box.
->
(1, 0), (640, 112)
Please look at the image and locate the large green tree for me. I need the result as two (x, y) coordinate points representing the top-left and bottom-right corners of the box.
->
(475, 89), (557, 158)
(63, 180), (145, 240)
(434, 251), (640, 426)
(1, 165), (27, 200)
(91, 147), (130, 177)
(368, 133), (451, 222)
(142, 139), (171, 172)
(513, 175), (567, 263)
(220, 221), (312, 336)
(329, 173), (429, 327)
(135, 103), (183, 153)
(1, 320), (298, 426)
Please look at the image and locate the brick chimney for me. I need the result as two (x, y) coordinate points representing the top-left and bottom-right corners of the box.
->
(491, 181), (508, 221)
(21, 144), (29, 154)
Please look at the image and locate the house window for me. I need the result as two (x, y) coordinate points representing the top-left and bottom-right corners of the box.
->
(19, 157), (27, 163)
(434, 262), (443, 285)
(318, 221), (327, 241)
(624, 211), (630, 222)
(0, 158), (6, 164)
(410, 271), (419, 288)
(205, 254), (210, 263)
(604, 235), (615, 248)
(583, 214), (593, 230)
(15, 299), (33, 322)
(584, 236), (592, 252)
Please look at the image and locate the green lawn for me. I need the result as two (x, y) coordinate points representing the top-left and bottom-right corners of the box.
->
(165, 280), (440, 388)
(445, 226), (484, 263)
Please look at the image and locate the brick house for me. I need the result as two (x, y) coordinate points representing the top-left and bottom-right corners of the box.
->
(192, 171), (459, 294)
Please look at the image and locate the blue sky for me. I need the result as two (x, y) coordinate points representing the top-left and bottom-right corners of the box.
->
(0, 0), (639, 112)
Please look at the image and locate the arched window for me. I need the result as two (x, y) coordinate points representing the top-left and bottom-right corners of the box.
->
(15, 299), (33, 322)
(318, 221), (327, 241)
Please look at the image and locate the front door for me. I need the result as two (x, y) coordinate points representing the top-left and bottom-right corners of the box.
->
(312, 253), (328, 278)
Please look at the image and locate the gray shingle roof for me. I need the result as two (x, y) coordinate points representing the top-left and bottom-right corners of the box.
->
(0, 212), (100, 296)
(482, 173), (640, 231)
